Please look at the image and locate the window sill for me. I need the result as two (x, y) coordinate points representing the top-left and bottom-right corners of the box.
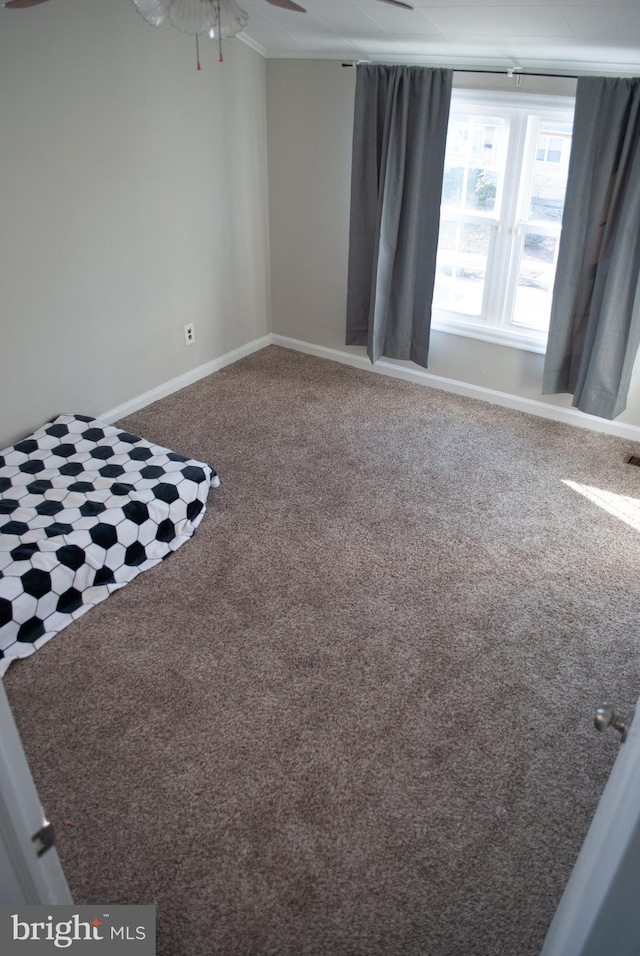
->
(431, 315), (548, 355)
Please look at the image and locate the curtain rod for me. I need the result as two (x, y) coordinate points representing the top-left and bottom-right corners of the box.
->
(341, 63), (580, 81)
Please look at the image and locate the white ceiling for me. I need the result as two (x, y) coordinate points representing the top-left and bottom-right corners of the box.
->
(238, 0), (640, 73)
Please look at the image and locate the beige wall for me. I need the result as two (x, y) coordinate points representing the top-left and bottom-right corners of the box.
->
(3, 15), (639, 449)
(0, 0), (271, 448)
(266, 59), (640, 431)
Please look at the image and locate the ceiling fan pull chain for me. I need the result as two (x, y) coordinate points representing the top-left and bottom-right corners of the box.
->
(195, 33), (201, 71)
(218, 6), (223, 62)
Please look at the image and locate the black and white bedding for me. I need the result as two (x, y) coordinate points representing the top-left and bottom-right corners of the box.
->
(0, 414), (218, 675)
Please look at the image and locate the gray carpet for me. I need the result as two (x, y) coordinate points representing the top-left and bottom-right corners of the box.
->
(5, 345), (640, 955)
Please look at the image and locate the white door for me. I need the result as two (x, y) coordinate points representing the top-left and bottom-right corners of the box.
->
(541, 695), (640, 955)
(0, 682), (72, 905)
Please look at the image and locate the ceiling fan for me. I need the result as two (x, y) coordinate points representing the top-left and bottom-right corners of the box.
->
(4, 0), (415, 16)
(4, 0), (413, 64)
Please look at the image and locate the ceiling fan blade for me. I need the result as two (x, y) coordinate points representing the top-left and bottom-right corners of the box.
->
(264, 0), (306, 12)
(4, 0), (52, 7)
(376, 0), (414, 8)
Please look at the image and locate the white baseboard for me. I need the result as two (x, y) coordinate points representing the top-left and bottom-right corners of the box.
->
(99, 331), (640, 443)
(271, 334), (640, 443)
(101, 335), (272, 424)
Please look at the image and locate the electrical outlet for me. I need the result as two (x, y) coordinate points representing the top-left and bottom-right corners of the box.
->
(184, 323), (195, 346)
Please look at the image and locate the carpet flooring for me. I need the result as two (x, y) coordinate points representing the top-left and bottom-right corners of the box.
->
(5, 345), (640, 955)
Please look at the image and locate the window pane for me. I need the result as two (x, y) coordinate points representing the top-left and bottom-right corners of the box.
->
(441, 165), (464, 205)
(512, 232), (559, 331)
(441, 115), (507, 214)
(526, 121), (572, 223)
(434, 94), (575, 345)
(433, 221), (492, 316)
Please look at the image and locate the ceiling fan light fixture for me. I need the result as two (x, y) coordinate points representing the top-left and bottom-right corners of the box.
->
(167, 0), (218, 35)
(213, 0), (248, 39)
(130, 0), (171, 28)
(130, 0), (248, 38)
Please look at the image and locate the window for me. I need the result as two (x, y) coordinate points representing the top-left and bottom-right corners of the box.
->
(432, 90), (575, 353)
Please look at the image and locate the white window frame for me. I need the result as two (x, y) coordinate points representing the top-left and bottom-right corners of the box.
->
(431, 89), (575, 355)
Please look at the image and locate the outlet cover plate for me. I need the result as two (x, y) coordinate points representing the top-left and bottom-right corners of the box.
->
(184, 323), (195, 346)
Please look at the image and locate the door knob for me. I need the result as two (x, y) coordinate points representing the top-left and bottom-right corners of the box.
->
(594, 703), (635, 743)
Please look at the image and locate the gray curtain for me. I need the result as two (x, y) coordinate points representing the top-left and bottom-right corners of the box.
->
(345, 64), (453, 368)
(543, 76), (640, 420)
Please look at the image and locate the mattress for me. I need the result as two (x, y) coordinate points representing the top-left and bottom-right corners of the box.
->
(0, 414), (218, 675)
